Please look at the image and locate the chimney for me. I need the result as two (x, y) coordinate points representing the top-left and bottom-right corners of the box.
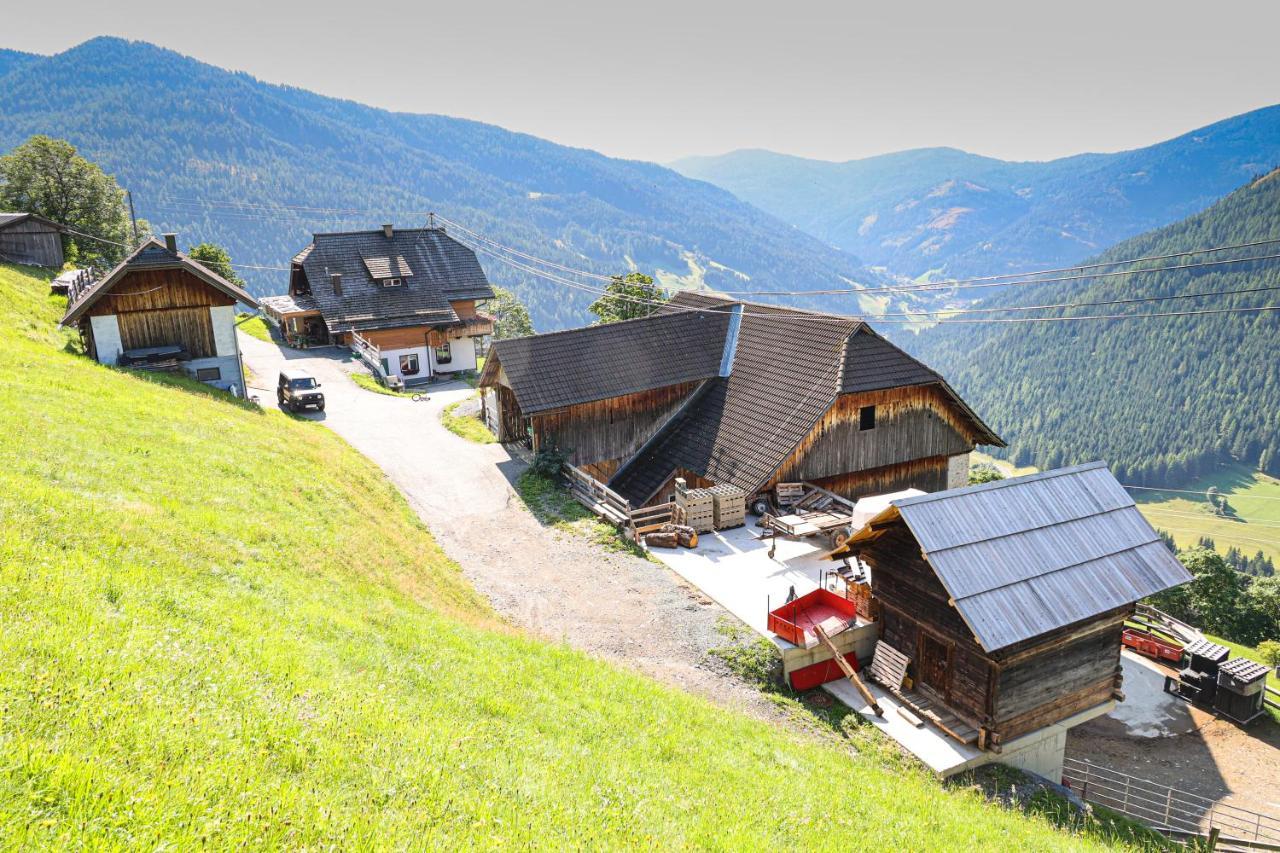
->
(163, 233), (178, 253)
(330, 272), (343, 296)
(382, 223), (394, 239)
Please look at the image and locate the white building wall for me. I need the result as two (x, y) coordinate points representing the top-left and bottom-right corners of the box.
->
(430, 334), (479, 374)
(947, 453), (970, 490)
(210, 305), (238, 357)
(380, 345), (431, 382)
(89, 314), (123, 365)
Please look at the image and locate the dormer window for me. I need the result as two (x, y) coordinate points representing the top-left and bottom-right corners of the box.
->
(383, 277), (402, 288)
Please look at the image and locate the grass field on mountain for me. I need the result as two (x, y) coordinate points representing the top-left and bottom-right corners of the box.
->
(1132, 465), (1280, 564)
(0, 263), (1116, 848)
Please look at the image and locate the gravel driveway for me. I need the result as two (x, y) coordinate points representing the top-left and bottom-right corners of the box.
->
(239, 333), (777, 717)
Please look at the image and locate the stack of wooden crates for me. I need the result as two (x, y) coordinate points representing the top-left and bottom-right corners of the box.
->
(674, 478), (715, 534)
(707, 483), (746, 530)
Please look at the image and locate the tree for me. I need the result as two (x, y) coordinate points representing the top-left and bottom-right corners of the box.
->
(968, 464), (1004, 485)
(1181, 548), (1246, 638)
(187, 242), (245, 287)
(1259, 640), (1280, 671)
(489, 286), (534, 340)
(587, 272), (669, 324)
(0, 135), (136, 267)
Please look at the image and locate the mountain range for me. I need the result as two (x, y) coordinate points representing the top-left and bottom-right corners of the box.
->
(907, 169), (1280, 486)
(672, 111), (1280, 280)
(0, 38), (883, 330)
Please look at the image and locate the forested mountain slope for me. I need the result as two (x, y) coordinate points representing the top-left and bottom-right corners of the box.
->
(0, 37), (883, 330)
(908, 171), (1280, 487)
(673, 108), (1280, 279)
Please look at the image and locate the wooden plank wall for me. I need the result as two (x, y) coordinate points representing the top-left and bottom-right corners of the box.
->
(772, 385), (976, 488)
(494, 384), (525, 443)
(84, 269), (234, 316)
(532, 381), (700, 467)
(117, 308), (217, 357)
(792, 455), (951, 502)
(0, 221), (63, 267)
(363, 325), (429, 350)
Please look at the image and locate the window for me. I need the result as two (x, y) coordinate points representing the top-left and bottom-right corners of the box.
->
(196, 367), (222, 382)
(383, 277), (402, 288)
(859, 405), (876, 431)
(434, 341), (452, 365)
(399, 353), (420, 376)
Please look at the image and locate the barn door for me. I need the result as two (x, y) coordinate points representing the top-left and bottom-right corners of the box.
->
(918, 632), (951, 695)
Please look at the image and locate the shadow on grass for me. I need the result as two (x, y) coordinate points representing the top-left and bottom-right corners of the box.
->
(513, 470), (651, 560)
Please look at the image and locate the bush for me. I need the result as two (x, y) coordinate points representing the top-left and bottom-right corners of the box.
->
(530, 448), (568, 479)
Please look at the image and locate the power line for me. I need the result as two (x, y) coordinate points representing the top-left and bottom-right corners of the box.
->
(1124, 484), (1280, 501)
(454, 230), (1280, 326)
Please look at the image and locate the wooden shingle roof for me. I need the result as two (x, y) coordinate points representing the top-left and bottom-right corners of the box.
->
(293, 227), (494, 332)
(483, 310), (731, 414)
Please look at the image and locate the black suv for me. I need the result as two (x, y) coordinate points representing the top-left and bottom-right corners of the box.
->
(277, 369), (325, 413)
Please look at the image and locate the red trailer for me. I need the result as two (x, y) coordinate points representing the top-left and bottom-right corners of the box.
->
(1122, 627), (1183, 664)
(767, 588), (858, 648)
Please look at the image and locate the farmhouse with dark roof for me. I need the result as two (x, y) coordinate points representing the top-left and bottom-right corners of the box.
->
(480, 291), (1003, 506)
(261, 223), (495, 384)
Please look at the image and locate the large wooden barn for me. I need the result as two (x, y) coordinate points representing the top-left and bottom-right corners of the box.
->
(0, 212), (65, 267)
(60, 234), (258, 392)
(831, 462), (1192, 752)
(480, 292), (1003, 506)
(261, 224), (494, 385)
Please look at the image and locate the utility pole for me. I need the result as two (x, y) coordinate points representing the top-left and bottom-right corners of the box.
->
(126, 190), (140, 244)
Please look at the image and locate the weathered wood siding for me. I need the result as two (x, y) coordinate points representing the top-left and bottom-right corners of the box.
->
(803, 455), (950, 500)
(492, 383), (526, 443)
(865, 518), (1127, 743)
(117, 307), (217, 357)
(363, 325), (429, 350)
(0, 220), (63, 267)
(84, 268), (235, 316)
(866, 522), (991, 725)
(771, 386), (977, 493)
(531, 381), (701, 467)
(83, 268), (232, 358)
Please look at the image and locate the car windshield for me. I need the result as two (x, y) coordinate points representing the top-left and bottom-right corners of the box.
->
(289, 378), (317, 390)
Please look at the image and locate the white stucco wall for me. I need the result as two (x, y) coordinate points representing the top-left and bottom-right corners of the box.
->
(210, 305), (238, 357)
(947, 453), (970, 490)
(430, 334), (479, 374)
(380, 345), (430, 381)
(89, 314), (123, 365)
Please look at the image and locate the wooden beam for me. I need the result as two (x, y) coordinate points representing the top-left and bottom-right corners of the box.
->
(814, 625), (882, 716)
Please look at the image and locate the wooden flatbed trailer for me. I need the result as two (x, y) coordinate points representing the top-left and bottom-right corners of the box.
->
(758, 482), (857, 554)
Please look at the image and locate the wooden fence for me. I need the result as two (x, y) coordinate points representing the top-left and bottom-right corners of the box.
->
(1063, 756), (1280, 848)
(563, 463), (672, 538)
(350, 331), (393, 385)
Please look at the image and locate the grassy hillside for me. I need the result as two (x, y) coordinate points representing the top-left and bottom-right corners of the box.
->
(0, 263), (1110, 847)
(1133, 465), (1280, 564)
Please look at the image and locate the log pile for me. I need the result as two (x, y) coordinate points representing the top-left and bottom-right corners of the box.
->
(644, 522), (699, 549)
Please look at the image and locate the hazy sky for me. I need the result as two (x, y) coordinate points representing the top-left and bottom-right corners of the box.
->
(5, 0), (1279, 164)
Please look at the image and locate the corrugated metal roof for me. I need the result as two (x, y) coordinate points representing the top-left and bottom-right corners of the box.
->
(889, 462), (1192, 652)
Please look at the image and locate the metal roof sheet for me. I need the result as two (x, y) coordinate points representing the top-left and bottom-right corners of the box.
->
(890, 461), (1193, 652)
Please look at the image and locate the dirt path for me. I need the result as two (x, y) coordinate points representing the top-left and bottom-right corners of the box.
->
(239, 333), (781, 719)
(1067, 652), (1280, 818)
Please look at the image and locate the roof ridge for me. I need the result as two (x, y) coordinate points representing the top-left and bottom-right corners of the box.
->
(894, 460), (1111, 507)
(495, 307), (719, 345)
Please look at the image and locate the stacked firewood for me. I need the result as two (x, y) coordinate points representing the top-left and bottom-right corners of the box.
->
(644, 522), (699, 549)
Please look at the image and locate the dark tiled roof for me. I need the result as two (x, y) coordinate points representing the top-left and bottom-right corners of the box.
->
(610, 298), (858, 503)
(61, 237), (258, 325)
(297, 227), (494, 332)
(842, 328), (942, 392)
(485, 310), (731, 413)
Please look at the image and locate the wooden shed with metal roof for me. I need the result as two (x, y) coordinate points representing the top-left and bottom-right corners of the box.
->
(480, 291), (1002, 501)
(829, 462), (1193, 751)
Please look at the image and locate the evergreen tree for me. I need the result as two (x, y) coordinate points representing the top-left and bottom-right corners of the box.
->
(588, 273), (669, 324)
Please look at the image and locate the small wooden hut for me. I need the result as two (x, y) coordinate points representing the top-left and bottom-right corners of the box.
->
(0, 212), (65, 267)
(830, 462), (1192, 751)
